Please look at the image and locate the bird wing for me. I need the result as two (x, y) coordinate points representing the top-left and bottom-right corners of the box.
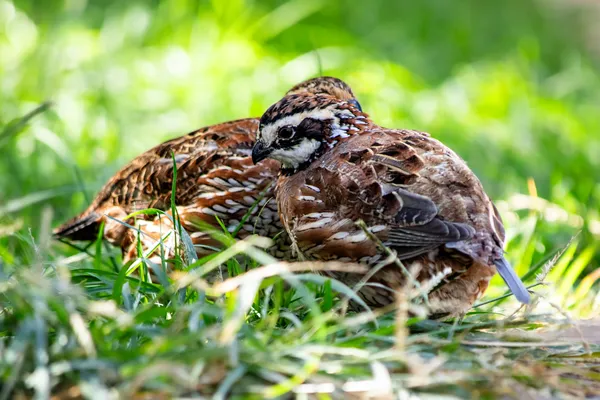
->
(378, 187), (475, 259)
(336, 131), (475, 259)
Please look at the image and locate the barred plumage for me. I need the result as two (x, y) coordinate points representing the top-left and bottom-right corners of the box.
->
(253, 89), (530, 315)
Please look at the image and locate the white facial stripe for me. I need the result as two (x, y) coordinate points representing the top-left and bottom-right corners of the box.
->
(269, 138), (322, 169)
(259, 107), (339, 147)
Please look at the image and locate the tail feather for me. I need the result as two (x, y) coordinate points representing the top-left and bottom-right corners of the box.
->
(494, 257), (531, 304)
(53, 212), (102, 242)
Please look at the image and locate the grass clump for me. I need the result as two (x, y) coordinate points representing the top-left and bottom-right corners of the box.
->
(1, 225), (599, 398)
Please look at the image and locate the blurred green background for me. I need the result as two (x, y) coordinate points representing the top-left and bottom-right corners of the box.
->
(1, 0), (599, 314)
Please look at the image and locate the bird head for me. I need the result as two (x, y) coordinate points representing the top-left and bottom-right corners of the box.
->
(252, 85), (368, 174)
(285, 76), (363, 111)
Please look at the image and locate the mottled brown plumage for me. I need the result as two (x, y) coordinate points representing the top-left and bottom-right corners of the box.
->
(54, 118), (279, 242)
(253, 92), (530, 314)
(54, 77), (360, 264)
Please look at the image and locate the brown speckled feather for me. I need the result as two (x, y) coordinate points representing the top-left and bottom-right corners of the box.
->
(255, 90), (530, 314)
(276, 128), (505, 313)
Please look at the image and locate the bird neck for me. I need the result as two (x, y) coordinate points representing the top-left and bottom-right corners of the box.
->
(322, 109), (373, 148)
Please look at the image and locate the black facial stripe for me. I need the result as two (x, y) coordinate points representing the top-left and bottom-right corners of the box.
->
(259, 119), (327, 176)
(267, 117), (328, 151)
(260, 94), (337, 126)
(273, 135), (304, 149)
(298, 117), (328, 141)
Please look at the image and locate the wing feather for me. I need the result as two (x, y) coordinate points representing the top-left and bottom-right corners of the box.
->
(368, 141), (475, 258)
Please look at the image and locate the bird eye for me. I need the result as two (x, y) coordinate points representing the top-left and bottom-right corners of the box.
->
(349, 99), (362, 112)
(278, 126), (296, 140)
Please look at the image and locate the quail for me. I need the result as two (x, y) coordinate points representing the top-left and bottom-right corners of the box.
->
(54, 77), (362, 265)
(251, 90), (530, 314)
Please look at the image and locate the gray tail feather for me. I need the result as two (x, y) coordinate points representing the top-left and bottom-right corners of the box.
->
(494, 257), (531, 304)
(53, 212), (102, 242)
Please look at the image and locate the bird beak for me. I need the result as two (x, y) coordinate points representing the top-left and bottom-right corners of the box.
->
(252, 140), (271, 164)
